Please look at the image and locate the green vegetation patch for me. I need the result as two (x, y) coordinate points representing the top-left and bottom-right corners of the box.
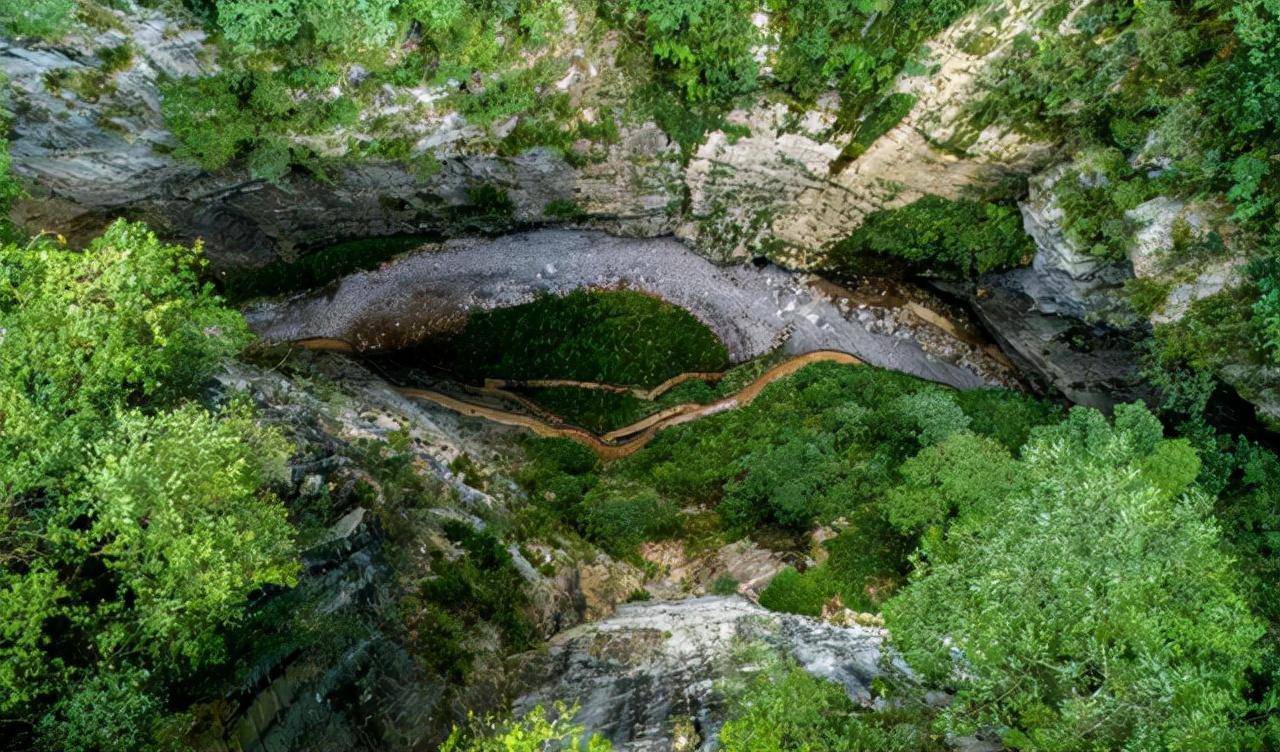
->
(436, 289), (730, 387)
(967, 0), (1280, 366)
(215, 233), (434, 302)
(0, 0), (74, 39)
(717, 651), (945, 751)
(516, 359), (1060, 577)
(398, 520), (537, 682)
(839, 92), (917, 164)
(885, 404), (1266, 749)
(826, 195), (1034, 280)
(0, 222), (297, 750)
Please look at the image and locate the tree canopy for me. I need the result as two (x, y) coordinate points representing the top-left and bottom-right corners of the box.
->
(885, 404), (1264, 750)
(0, 222), (297, 750)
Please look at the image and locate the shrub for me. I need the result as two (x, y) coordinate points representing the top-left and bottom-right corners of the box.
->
(879, 387), (971, 449)
(711, 574), (740, 595)
(622, 0), (760, 106)
(1253, 259), (1280, 363)
(0, 0), (73, 39)
(718, 655), (945, 751)
(720, 432), (845, 532)
(442, 704), (611, 752)
(34, 667), (164, 752)
(758, 567), (827, 616)
(581, 481), (681, 555)
(826, 196), (1033, 279)
(758, 507), (911, 616)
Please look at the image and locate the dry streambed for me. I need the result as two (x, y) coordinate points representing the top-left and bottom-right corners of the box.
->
(246, 229), (1013, 391)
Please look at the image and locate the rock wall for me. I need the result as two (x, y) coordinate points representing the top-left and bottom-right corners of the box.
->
(1, 3), (682, 269)
(947, 164), (1151, 409)
(200, 351), (647, 751)
(513, 596), (896, 750)
(677, 0), (1064, 265)
(4, 0), (1055, 270)
(960, 160), (1279, 428)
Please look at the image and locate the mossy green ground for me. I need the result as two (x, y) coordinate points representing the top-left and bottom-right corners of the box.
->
(384, 289), (734, 432)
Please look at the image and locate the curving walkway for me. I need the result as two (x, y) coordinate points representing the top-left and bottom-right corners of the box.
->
(481, 369), (727, 401)
(392, 350), (861, 460)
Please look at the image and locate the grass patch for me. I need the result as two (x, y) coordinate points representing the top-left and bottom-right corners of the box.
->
(433, 289), (730, 387)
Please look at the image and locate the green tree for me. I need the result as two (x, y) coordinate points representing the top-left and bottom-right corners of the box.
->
(215, 0), (398, 54)
(884, 404), (1264, 750)
(0, 222), (296, 749)
(720, 432), (845, 531)
(88, 404), (296, 666)
(0, 222), (249, 486)
(882, 431), (1019, 534)
(623, 0), (760, 105)
(581, 480), (681, 555)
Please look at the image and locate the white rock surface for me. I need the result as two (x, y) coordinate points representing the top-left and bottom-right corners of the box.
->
(514, 596), (894, 750)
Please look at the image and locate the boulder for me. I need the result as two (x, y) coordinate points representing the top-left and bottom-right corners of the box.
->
(513, 596), (894, 750)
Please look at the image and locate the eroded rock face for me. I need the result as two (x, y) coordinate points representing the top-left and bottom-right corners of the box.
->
(940, 278), (1149, 410)
(513, 596), (893, 750)
(677, 0), (1060, 265)
(5, 0), (1053, 269)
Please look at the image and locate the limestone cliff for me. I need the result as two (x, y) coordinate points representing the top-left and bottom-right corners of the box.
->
(2, 0), (1055, 269)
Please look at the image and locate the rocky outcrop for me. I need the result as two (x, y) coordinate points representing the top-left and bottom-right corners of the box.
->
(5, 0), (1053, 270)
(1125, 197), (1245, 325)
(677, 0), (1063, 265)
(1009, 166), (1134, 325)
(2, 3), (682, 268)
(199, 351), (647, 751)
(939, 278), (1149, 410)
(939, 163), (1150, 409)
(640, 538), (790, 601)
(1122, 197), (1280, 429)
(244, 230), (1010, 391)
(957, 162), (1280, 428)
(513, 596), (894, 750)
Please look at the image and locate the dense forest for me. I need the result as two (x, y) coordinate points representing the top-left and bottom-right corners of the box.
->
(3, 0), (1280, 750)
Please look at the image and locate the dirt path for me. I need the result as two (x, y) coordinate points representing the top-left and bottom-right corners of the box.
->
(393, 350), (861, 460)
(481, 369), (727, 401)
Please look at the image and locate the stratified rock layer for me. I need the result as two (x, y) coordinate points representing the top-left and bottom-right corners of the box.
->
(514, 596), (892, 751)
(2, 0), (1057, 268)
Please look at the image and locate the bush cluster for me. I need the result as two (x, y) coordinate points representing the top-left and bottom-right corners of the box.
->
(0, 222), (297, 749)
